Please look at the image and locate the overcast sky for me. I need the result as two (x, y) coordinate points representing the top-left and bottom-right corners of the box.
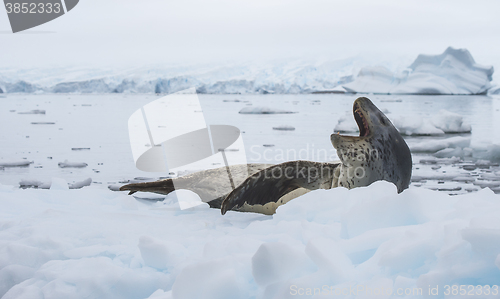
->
(1, 0), (499, 69)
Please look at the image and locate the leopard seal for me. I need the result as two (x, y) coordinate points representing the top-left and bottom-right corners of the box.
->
(120, 97), (412, 215)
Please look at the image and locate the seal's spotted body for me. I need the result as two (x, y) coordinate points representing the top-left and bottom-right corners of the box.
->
(120, 97), (412, 215)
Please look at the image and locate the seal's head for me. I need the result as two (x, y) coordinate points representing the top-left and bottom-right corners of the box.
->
(331, 97), (412, 193)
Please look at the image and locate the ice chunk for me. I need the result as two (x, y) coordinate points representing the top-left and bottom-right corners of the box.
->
(431, 110), (471, 133)
(17, 109), (45, 114)
(69, 178), (92, 189)
(305, 238), (354, 283)
(50, 178), (69, 190)
(252, 242), (313, 286)
(0, 160), (33, 167)
(408, 136), (471, 152)
(19, 179), (51, 189)
(138, 236), (172, 270)
(472, 142), (500, 162)
(392, 115), (444, 135)
(272, 125), (295, 131)
(239, 107), (295, 114)
(461, 229), (500, 260)
(58, 160), (88, 168)
(392, 109), (471, 135)
(171, 258), (245, 299)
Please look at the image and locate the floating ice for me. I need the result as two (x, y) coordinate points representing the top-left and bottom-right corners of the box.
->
(408, 136), (471, 152)
(19, 179), (51, 189)
(31, 122), (55, 125)
(335, 108), (470, 136)
(431, 110), (472, 133)
(239, 107), (295, 114)
(17, 109), (45, 114)
(272, 125), (295, 131)
(472, 142), (500, 162)
(19, 178), (92, 190)
(50, 177), (69, 190)
(58, 160), (88, 168)
(344, 47), (494, 95)
(69, 178), (92, 189)
(0, 160), (33, 167)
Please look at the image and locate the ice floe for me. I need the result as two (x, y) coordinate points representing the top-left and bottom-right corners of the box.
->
(239, 107), (296, 114)
(335, 109), (471, 136)
(408, 136), (471, 152)
(0, 181), (499, 298)
(58, 160), (88, 168)
(17, 109), (46, 114)
(272, 125), (295, 131)
(19, 177), (92, 190)
(0, 160), (33, 167)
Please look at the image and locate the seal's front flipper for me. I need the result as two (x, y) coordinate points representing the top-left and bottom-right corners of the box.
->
(221, 161), (339, 215)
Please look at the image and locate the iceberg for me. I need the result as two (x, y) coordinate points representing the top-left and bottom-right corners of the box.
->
(489, 86), (500, 95)
(343, 47), (494, 95)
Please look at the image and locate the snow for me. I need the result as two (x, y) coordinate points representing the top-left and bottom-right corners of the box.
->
(343, 47), (494, 95)
(1, 181), (500, 298)
(239, 107), (296, 114)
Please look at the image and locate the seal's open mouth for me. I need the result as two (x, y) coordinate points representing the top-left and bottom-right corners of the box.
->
(353, 102), (369, 137)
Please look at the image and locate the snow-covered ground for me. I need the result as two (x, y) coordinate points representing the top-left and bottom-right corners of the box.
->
(1, 180), (500, 299)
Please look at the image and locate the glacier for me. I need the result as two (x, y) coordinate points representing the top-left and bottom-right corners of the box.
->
(0, 48), (496, 94)
(343, 47), (494, 95)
